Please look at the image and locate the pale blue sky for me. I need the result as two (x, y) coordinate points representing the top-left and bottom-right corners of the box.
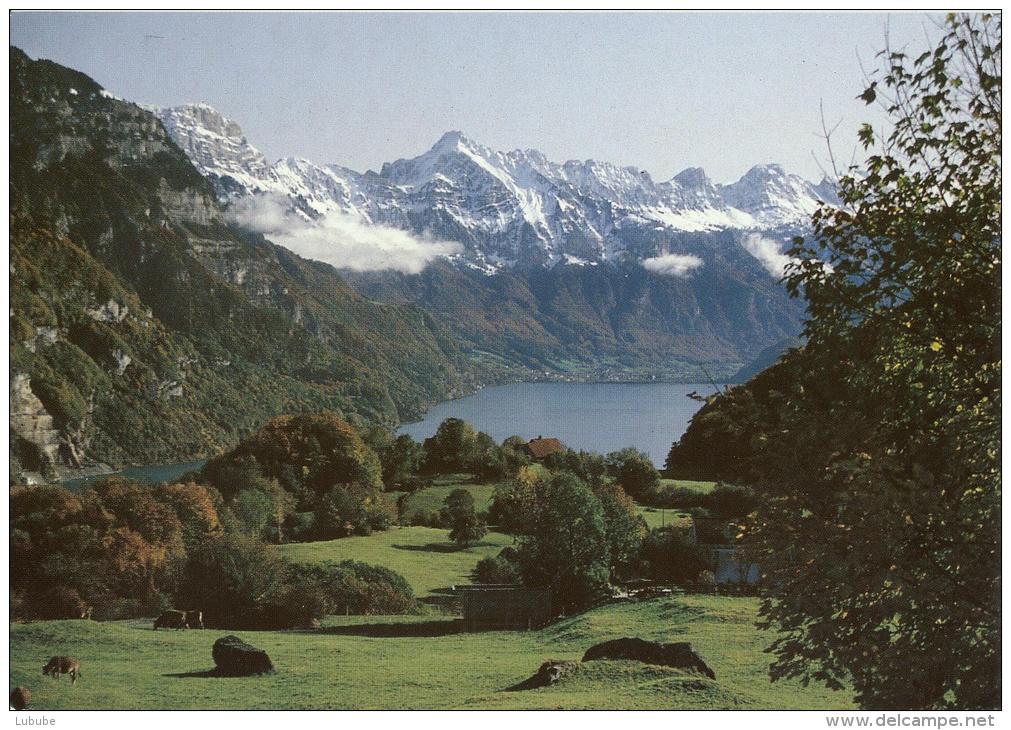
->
(10, 11), (937, 183)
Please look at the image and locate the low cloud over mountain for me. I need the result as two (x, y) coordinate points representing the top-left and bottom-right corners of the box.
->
(229, 195), (461, 274)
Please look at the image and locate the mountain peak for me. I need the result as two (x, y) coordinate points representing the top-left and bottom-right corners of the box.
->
(152, 101), (836, 266)
(740, 163), (788, 180)
(672, 166), (712, 188)
(431, 130), (471, 152)
(159, 102), (244, 139)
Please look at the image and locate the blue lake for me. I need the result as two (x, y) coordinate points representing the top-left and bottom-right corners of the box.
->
(62, 459), (207, 492)
(399, 382), (719, 467)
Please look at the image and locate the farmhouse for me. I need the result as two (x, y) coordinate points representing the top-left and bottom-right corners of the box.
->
(524, 436), (564, 461)
(457, 585), (553, 630)
(692, 516), (759, 585)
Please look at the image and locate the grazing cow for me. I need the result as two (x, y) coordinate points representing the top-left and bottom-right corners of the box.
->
(185, 610), (204, 629)
(153, 609), (188, 630)
(42, 656), (81, 684)
(10, 686), (30, 710)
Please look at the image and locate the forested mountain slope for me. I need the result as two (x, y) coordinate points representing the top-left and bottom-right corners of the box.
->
(9, 47), (471, 478)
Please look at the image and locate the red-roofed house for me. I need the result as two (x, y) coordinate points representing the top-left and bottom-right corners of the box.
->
(524, 436), (564, 461)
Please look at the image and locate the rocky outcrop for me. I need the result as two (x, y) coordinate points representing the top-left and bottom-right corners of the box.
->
(86, 299), (129, 323)
(9, 686), (30, 710)
(506, 661), (577, 691)
(158, 180), (217, 225)
(582, 638), (716, 679)
(211, 635), (274, 676)
(112, 349), (131, 376)
(10, 373), (60, 464)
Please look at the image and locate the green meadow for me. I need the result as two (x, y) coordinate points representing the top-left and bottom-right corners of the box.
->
(275, 525), (514, 598)
(11, 476), (852, 710)
(399, 479), (498, 523)
(9, 595), (853, 710)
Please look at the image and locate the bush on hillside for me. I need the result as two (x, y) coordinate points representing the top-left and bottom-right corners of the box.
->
(473, 550), (521, 584)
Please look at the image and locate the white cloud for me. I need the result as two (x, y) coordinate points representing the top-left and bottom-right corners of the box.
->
(641, 253), (705, 277)
(741, 233), (799, 278)
(228, 195), (461, 274)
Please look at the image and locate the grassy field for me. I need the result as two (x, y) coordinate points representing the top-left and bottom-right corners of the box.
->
(9, 595), (854, 710)
(659, 478), (717, 493)
(636, 505), (692, 530)
(276, 526), (514, 597)
(399, 481), (498, 522)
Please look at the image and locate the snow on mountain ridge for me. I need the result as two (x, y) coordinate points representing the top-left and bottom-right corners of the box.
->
(153, 103), (837, 270)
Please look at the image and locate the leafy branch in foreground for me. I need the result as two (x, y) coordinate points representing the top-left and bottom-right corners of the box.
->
(745, 13), (1000, 710)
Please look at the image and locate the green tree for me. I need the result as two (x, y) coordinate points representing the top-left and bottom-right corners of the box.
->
(379, 434), (425, 488)
(176, 532), (288, 627)
(498, 435), (533, 478)
(470, 431), (505, 480)
(422, 417), (479, 474)
(741, 14), (1000, 710)
(474, 549), (522, 584)
(543, 449), (608, 487)
(441, 488), (488, 546)
(488, 464), (546, 534)
(314, 482), (393, 539)
(605, 448), (661, 503)
(231, 478), (293, 543)
(516, 473), (610, 611)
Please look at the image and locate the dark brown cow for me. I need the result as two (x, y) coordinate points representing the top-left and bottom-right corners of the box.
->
(153, 609), (188, 630)
(185, 610), (204, 629)
(42, 656), (81, 684)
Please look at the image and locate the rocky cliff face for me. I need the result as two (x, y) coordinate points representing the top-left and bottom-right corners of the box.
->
(10, 374), (61, 466)
(9, 47), (472, 478)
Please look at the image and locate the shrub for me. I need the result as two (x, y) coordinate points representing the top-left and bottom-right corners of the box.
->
(665, 487), (707, 510)
(175, 532), (288, 628)
(706, 484), (758, 518)
(474, 552), (521, 584)
(285, 561), (417, 616)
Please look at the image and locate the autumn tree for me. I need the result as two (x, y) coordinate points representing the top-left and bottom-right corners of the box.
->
(592, 482), (647, 578)
(155, 481), (222, 547)
(200, 412), (383, 509)
(744, 14), (1000, 710)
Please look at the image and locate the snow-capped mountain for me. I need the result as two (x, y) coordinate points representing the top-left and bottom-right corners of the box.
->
(154, 103), (837, 271)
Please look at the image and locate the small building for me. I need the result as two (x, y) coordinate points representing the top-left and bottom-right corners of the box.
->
(524, 436), (564, 461)
(708, 547), (761, 584)
(692, 517), (760, 585)
(458, 586), (553, 630)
